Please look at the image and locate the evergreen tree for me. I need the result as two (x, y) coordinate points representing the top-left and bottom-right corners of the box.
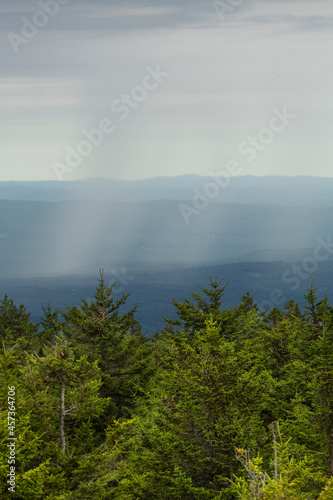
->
(2, 275), (333, 498)
(0, 343), (54, 499)
(239, 292), (258, 315)
(61, 271), (153, 420)
(0, 294), (38, 354)
(111, 317), (269, 499)
(37, 304), (61, 349)
(232, 426), (333, 499)
(164, 278), (238, 340)
(283, 299), (303, 321)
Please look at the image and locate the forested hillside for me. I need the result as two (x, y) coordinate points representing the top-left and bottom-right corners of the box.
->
(1, 197), (332, 278)
(2, 274), (333, 499)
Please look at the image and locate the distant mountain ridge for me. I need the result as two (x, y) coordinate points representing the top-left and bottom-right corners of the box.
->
(0, 197), (332, 278)
(1, 175), (333, 329)
(1, 175), (333, 206)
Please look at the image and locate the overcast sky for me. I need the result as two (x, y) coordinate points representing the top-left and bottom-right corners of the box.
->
(1, 0), (332, 181)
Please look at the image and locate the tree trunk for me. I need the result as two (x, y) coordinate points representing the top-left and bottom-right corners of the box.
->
(60, 382), (66, 454)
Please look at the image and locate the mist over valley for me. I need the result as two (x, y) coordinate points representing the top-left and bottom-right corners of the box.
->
(1, 175), (332, 332)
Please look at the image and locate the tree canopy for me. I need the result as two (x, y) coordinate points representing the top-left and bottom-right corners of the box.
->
(1, 277), (333, 499)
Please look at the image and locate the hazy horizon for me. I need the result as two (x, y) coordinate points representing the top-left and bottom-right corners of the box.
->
(1, 1), (332, 318)
(1, 173), (333, 183)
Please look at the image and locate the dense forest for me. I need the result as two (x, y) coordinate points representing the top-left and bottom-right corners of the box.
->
(2, 273), (333, 499)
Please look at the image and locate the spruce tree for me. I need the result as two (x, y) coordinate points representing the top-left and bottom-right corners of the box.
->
(60, 271), (153, 420)
(164, 277), (238, 340)
(0, 294), (38, 354)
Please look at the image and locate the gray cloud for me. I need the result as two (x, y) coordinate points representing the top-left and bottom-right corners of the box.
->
(1, 0), (333, 181)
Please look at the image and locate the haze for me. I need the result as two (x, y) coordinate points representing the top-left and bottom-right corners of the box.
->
(1, 0), (332, 181)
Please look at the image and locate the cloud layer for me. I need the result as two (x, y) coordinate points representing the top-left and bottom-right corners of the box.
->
(1, 0), (333, 180)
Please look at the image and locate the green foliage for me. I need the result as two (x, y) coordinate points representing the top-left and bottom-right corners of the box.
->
(164, 278), (240, 341)
(24, 335), (108, 455)
(0, 294), (39, 354)
(232, 426), (333, 499)
(37, 304), (61, 349)
(0, 345), (54, 499)
(2, 275), (333, 499)
(108, 317), (270, 499)
(60, 271), (153, 419)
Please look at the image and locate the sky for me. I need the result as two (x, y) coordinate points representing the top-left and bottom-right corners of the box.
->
(1, 0), (333, 181)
